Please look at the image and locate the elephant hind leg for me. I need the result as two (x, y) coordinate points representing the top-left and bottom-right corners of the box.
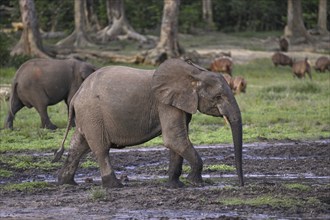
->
(4, 93), (24, 129)
(85, 132), (123, 188)
(34, 103), (57, 130)
(95, 147), (123, 188)
(58, 130), (90, 185)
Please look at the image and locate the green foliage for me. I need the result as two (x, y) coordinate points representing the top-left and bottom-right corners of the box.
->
(1, 181), (50, 192)
(220, 195), (299, 208)
(35, 0), (74, 32)
(0, 33), (11, 67)
(0, 33), (32, 68)
(0, 155), (61, 170)
(0, 169), (12, 177)
(8, 54), (33, 69)
(0, 101), (72, 152)
(2, 0), (327, 34)
(125, 0), (163, 34)
(213, 0), (287, 32)
(285, 183), (311, 191)
(81, 160), (98, 169)
(179, 1), (203, 33)
(0, 66), (15, 84)
(205, 164), (236, 172)
(89, 186), (108, 201)
(182, 164), (235, 173)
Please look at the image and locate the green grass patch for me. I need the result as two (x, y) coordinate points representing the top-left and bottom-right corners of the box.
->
(284, 183), (311, 191)
(182, 164), (235, 173)
(0, 67), (16, 84)
(0, 168), (12, 177)
(1, 181), (50, 192)
(81, 160), (98, 169)
(89, 186), (108, 201)
(220, 195), (299, 208)
(0, 155), (61, 170)
(205, 164), (236, 172)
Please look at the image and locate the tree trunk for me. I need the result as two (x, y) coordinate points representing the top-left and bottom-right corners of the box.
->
(284, 0), (313, 44)
(143, 0), (183, 65)
(85, 0), (101, 32)
(318, 0), (329, 34)
(11, 0), (49, 58)
(96, 0), (147, 43)
(202, 0), (214, 30)
(56, 0), (94, 48)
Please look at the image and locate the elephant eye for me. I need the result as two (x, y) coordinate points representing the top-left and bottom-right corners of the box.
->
(215, 95), (223, 101)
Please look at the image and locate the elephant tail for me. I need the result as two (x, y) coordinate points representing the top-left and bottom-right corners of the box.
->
(9, 82), (18, 116)
(52, 103), (75, 163)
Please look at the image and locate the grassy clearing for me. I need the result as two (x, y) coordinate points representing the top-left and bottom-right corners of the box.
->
(0, 58), (329, 153)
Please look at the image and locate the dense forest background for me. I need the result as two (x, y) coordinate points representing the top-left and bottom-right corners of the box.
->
(1, 0), (329, 34)
(0, 0), (329, 66)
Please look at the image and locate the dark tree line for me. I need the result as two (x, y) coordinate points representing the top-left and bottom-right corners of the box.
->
(2, 0), (328, 33)
(0, 0), (329, 65)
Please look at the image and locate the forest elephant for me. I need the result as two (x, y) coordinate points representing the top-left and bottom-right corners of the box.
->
(53, 58), (244, 188)
(314, 56), (330, 73)
(4, 58), (97, 130)
(292, 58), (312, 80)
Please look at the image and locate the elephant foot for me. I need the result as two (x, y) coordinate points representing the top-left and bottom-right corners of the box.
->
(101, 174), (123, 188)
(186, 174), (204, 187)
(43, 123), (57, 130)
(4, 121), (13, 130)
(165, 179), (185, 188)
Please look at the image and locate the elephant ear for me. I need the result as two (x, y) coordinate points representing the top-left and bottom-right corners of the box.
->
(79, 62), (97, 79)
(152, 59), (202, 114)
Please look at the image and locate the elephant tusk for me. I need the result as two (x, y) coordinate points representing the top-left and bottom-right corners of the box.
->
(223, 115), (230, 126)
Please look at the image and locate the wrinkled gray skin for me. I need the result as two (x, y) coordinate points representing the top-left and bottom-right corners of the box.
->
(53, 59), (243, 188)
(4, 58), (97, 130)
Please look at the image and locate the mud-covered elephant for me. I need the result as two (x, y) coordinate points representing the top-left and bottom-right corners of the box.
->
(53, 59), (244, 188)
(4, 58), (97, 130)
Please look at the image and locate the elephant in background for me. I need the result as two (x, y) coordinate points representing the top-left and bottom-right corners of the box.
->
(4, 58), (97, 130)
(53, 58), (244, 188)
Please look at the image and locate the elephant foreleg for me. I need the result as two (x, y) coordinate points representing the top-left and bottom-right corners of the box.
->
(58, 130), (90, 185)
(167, 149), (184, 188)
(181, 146), (204, 186)
(158, 104), (204, 186)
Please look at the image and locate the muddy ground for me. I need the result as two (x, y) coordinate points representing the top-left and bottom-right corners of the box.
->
(0, 139), (329, 219)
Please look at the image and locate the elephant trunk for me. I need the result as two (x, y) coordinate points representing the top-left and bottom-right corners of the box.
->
(220, 105), (244, 186)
